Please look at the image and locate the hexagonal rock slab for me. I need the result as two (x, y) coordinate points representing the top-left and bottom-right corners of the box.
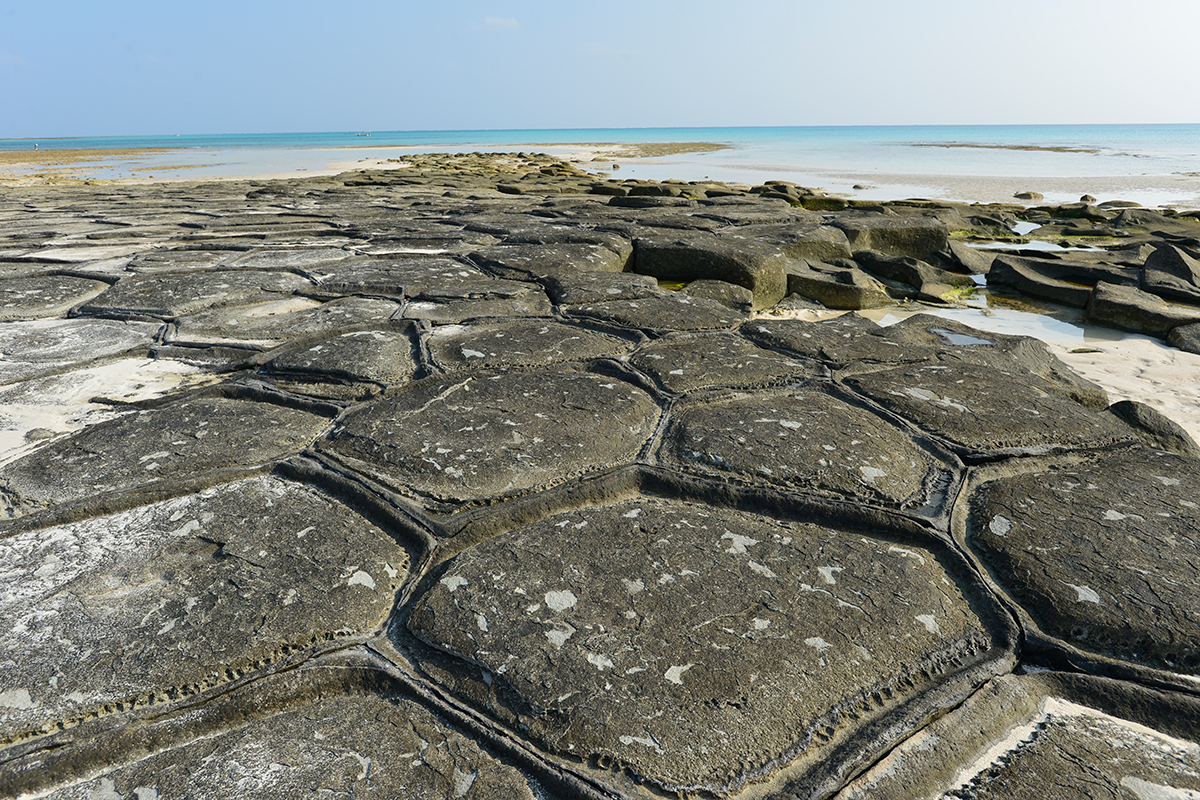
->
(427, 319), (633, 373)
(78, 270), (312, 319)
(263, 323), (419, 385)
(170, 296), (400, 348)
(835, 673), (1200, 800)
(964, 448), (1200, 676)
(0, 318), (163, 386)
(319, 369), (659, 506)
(0, 275), (110, 321)
(845, 363), (1134, 456)
(309, 256), (489, 296)
(566, 294), (749, 332)
(659, 386), (947, 507)
(24, 687), (535, 799)
(628, 332), (822, 394)
(408, 496), (1012, 797)
(0, 476), (407, 742)
(0, 397), (330, 518)
(400, 280), (553, 323)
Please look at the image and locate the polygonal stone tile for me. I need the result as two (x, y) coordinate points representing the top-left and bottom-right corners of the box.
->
(311, 257), (488, 296)
(227, 246), (356, 269)
(0, 397), (330, 518)
(836, 673), (1200, 800)
(126, 250), (229, 272)
(845, 363), (1134, 455)
(0, 275), (109, 321)
(407, 496), (1015, 797)
(25, 686), (536, 799)
(566, 294), (749, 332)
(629, 332), (822, 393)
(170, 296), (400, 348)
(542, 270), (662, 305)
(659, 386), (947, 507)
(743, 315), (926, 369)
(264, 323), (419, 385)
(78, 270), (312, 319)
(428, 319), (632, 373)
(0, 318), (163, 386)
(471, 242), (629, 279)
(0, 476), (408, 741)
(964, 448), (1200, 676)
(401, 280), (552, 323)
(319, 369), (659, 506)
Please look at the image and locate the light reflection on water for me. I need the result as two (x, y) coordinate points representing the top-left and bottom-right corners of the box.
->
(860, 300), (1130, 345)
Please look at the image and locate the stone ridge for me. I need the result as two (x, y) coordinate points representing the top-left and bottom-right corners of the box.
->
(0, 158), (1198, 799)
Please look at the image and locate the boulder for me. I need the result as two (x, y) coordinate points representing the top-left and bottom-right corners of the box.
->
(853, 250), (976, 303)
(785, 260), (894, 310)
(1167, 321), (1200, 354)
(634, 235), (790, 310)
(1086, 281), (1200, 338)
(1140, 243), (1200, 304)
(1108, 399), (1200, 457)
(946, 240), (995, 274)
(830, 214), (949, 261)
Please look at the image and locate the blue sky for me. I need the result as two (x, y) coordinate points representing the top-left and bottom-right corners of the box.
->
(2, 0), (1198, 138)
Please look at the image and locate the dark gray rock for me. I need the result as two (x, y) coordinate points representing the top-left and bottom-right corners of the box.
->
(228, 247), (356, 270)
(401, 279), (552, 322)
(728, 223), (854, 263)
(427, 319), (632, 372)
(967, 448), (1200, 675)
(1168, 320), (1200, 354)
(263, 323), (419, 385)
(0, 397), (330, 518)
(1108, 399), (1200, 457)
(785, 260), (894, 309)
(0, 476), (407, 741)
(0, 318), (163, 386)
(0, 275), (109, 321)
(541, 270), (662, 305)
(470, 242), (629, 280)
(319, 369), (658, 506)
(408, 496), (1014, 797)
(628, 331), (821, 394)
(566, 293), (749, 331)
(845, 362), (1134, 456)
(1086, 280), (1200, 338)
(853, 251), (976, 303)
(830, 215), (949, 261)
(170, 296), (400, 348)
(946, 240), (995, 274)
(634, 235), (790, 310)
(310, 257), (488, 297)
(659, 385), (945, 506)
(79, 270), (312, 319)
(678, 278), (754, 311)
(1140, 243), (1200, 304)
(988, 256), (1097, 307)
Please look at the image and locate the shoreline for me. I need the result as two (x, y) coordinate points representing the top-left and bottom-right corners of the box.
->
(2, 140), (1199, 210)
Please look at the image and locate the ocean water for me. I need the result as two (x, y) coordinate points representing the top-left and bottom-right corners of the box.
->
(3, 125), (1199, 205)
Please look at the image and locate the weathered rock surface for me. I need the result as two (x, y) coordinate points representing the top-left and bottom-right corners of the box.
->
(318, 369), (658, 507)
(3, 160), (1199, 800)
(0, 476), (407, 740)
(0, 275), (109, 321)
(964, 448), (1200, 679)
(0, 396), (330, 518)
(409, 496), (1014, 796)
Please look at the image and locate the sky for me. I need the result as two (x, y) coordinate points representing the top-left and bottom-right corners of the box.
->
(2, 0), (1199, 138)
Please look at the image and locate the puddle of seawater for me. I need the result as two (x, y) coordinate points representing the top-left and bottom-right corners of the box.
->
(967, 240), (1106, 253)
(0, 358), (222, 467)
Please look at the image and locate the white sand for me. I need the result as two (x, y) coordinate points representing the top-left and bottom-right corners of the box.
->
(1049, 337), (1200, 443)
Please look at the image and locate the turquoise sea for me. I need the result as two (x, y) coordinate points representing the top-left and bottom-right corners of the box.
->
(3, 125), (1199, 206)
